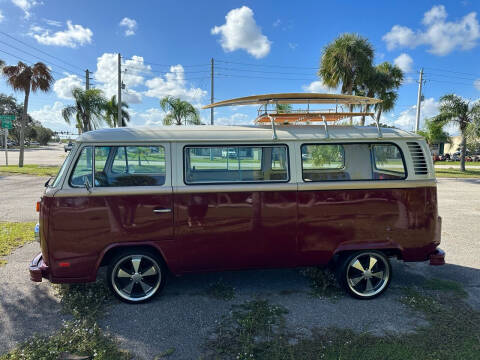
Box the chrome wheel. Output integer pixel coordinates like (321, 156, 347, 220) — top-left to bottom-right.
(345, 252, 390, 298)
(111, 254, 162, 302)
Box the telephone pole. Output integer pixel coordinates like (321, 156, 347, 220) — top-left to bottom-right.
(118, 53, 122, 127)
(414, 68, 424, 133)
(210, 58, 214, 125)
(85, 69, 90, 90)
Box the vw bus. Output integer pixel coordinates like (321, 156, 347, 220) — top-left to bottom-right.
(30, 94, 445, 303)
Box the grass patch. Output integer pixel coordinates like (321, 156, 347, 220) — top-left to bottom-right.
(206, 279, 235, 300)
(0, 164, 60, 177)
(300, 267, 341, 298)
(205, 285, 480, 360)
(434, 168, 480, 178)
(434, 161, 480, 166)
(422, 278, 468, 298)
(0, 222, 35, 266)
(1, 275, 132, 359)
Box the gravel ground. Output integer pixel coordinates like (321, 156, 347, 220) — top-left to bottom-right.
(0, 177, 478, 359)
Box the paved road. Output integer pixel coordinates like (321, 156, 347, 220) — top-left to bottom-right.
(0, 143, 66, 166)
(0, 177, 479, 358)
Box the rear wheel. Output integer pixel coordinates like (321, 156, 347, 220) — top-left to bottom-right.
(337, 250, 391, 299)
(107, 249, 166, 303)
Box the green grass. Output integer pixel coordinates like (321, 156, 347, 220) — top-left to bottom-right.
(434, 161, 480, 166)
(205, 279, 235, 300)
(434, 168, 480, 178)
(205, 283, 480, 360)
(0, 222, 36, 266)
(300, 267, 341, 299)
(1, 271, 133, 359)
(0, 164, 60, 176)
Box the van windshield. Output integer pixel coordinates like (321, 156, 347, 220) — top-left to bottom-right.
(50, 146, 75, 187)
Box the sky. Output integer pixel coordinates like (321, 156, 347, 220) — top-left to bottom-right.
(0, 0, 479, 134)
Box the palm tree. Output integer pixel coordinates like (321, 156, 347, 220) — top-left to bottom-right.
(105, 95, 130, 127)
(62, 88, 108, 133)
(160, 96, 200, 125)
(433, 94, 480, 171)
(374, 62, 403, 123)
(357, 62, 403, 126)
(418, 119, 451, 147)
(275, 103, 292, 113)
(2, 61, 53, 167)
(319, 33, 374, 124)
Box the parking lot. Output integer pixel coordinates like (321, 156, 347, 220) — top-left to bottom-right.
(0, 171, 479, 358)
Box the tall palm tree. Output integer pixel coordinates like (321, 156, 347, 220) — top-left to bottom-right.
(319, 33, 374, 124)
(433, 94, 480, 171)
(62, 88, 108, 133)
(275, 103, 292, 113)
(418, 119, 451, 147)
(356, 62, 403, 126)
(374, 62, 403, 123)
(105, 95, 130, 127)
(160, 96, 200, 125)
(2, 61, 53, 167)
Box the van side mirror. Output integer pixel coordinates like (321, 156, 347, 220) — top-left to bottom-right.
(83, 176, 92, 193)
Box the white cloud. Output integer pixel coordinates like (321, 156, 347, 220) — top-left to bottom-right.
(211, 6, 271, 58)
(144, 64, 207, 103)
(394, 53, 413, 73)
(474, 79, 480, 90)
(119, 17, 137, 36)
(394, 97, 439, 130)
(138, 108, 165, 126)
(216, 113, 251, 125)
(382, 5, 480, 55)
(43, 18, 62, 27)
(11, 0, 39, 19)
(288, 42, 298, 50)
(30, 20, 93, 48)
(273, 19, 281, 27)
(30, 101, 76, 131)
(53, 74, 83, 99)
(302, 80, 338, 94)
(94, 53, 150, 104)
(0, 11, 4, 23)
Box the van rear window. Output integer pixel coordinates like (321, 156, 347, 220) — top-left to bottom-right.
(184, 145, 289, 184)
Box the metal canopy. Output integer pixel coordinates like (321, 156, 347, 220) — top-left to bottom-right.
(202, 93, 382, 109)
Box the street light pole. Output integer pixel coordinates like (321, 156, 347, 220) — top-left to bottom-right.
(118, 53, 122, 127)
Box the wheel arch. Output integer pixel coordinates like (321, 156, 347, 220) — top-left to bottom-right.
(330, 244, 403, 267)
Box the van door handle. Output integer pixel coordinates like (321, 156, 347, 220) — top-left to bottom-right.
(153, 208, 172, 213)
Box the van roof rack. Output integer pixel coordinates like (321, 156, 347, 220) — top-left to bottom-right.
(203, 93, 383, 140)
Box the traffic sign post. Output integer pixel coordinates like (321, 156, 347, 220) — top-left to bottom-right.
(1, 115, 15, 166)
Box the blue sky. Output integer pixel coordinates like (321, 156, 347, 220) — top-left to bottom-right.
(0, 0, 479, 134)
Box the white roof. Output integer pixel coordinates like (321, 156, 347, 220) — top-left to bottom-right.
(76, 125, 422, 143)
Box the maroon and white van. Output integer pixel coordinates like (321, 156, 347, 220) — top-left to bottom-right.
(30, 94, 445, 303)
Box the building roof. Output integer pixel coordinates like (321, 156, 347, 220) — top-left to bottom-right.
(77, 125, 421, 143)
(202, 93, 382, 108)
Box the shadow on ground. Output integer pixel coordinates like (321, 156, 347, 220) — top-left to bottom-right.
(99, 259, 480, 360)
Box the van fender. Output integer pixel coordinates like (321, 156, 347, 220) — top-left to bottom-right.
(93, 240, 181, 280)
(332, 240, 404, 260)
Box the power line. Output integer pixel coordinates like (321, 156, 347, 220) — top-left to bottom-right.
(216, 59, 318, 69)
(215, 73, 316, 81)
(0, 31, 84, 73)
(0, 39, 84, 77)
(424, 66, 480, 78)
(215, 66, 316, 76)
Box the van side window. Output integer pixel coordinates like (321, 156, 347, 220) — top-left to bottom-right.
(94, 146, 166, 187)
(69, 146, 93, 187)
(184, 145, 289, 184)
(301, 144, 349, 181)
(301, 143, 406, 182)
(372, 144, 406, 180)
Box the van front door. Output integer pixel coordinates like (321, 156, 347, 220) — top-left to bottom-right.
(49, 144, 178, 280)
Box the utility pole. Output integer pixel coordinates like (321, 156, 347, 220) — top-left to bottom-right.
(415, 68, 424, 133)
(210, 58, 214, 125)
(118, 53, 122, 127)
(85, 69, 90, 90)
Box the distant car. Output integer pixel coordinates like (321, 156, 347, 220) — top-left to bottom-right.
(6, 140, 15, 148)
(64, 141, 74, 152)
(31, 141, 40, 146)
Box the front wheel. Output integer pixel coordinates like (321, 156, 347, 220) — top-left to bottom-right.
(337, 250, 392, 299)
(107, 249, 166, 303)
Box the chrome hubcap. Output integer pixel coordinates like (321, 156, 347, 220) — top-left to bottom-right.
(346, 253, 389, 297)
(112, 255, 161, 302)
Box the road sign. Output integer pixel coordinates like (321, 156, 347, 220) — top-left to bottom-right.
(0, 115, 15, 129)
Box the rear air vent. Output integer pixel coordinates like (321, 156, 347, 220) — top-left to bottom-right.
(407, 142, 428, 175)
